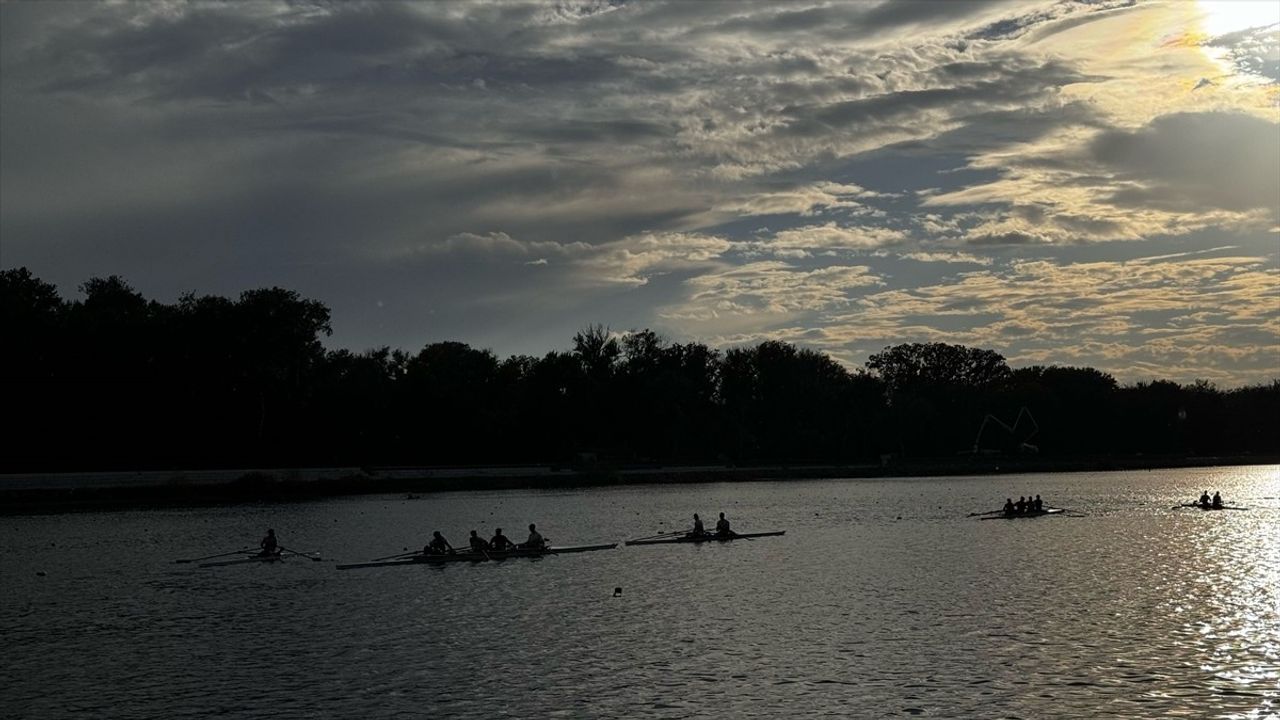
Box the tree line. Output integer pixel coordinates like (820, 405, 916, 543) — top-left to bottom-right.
(3, 267, 1277, 472)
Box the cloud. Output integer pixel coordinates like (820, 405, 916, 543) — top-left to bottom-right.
(1088, 111, 1280, 215)
(2, 0, 1277, 385)
(761, 222, 909, 255)
(663, 261, 883, 328)
(898, 251, 992, 265)
(416, 229, 732, 287)
(924, 110, 1280, 244)
(823, 251, 1280, 384)
(714, 181, 890, 218)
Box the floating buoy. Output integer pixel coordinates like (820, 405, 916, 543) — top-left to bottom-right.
(613, 587, 623, 597)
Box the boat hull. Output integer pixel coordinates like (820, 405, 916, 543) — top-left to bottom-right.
(980, 508, 1065, 520)
(199, 554, 285, 568)
(624, 531, 785, 546)
(336, 543, 617, 570)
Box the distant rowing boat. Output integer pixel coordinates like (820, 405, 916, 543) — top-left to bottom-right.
(980, 508, 1065, 521)
(335, 543, 617, 570)
(1175, 503, 1248, 511)
(624, 531, 785, 546)
(199, 553, 285, 568)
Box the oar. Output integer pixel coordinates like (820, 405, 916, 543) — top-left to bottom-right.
(174, 548, 252, 564)
(372, 549, 421, 561)
(966, 510, 1004, 517)
(280, 546, 323, 561)
(628, 530, 687, 542)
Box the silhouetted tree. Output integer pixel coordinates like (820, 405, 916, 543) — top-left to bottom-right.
(0, 267, 1276, 471)
(867, 343, 1012, 456)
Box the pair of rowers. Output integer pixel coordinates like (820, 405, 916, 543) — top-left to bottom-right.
(689, 512, 734, 537)
(1195, 490, 1225, 508)
(1002, 495, 1045, 515)
(424, 524, 547, 555)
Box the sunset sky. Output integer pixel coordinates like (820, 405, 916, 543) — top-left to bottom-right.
(2, 0, 1277, 386)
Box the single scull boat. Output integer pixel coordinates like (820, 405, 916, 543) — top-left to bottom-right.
(199, 554, 286, 568)
(335, 543, 617, 570)
(624, 531, 785, 546)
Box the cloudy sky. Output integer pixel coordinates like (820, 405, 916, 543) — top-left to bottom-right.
(2, 0, 1277, 386)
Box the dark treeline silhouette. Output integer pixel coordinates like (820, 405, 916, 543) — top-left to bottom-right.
(3, 267, 1278, 472)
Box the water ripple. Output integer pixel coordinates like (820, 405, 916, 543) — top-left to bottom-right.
(1, 466, 1277, 718)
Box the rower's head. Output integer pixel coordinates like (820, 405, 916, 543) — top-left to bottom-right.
(529, 523, 536, 531)
(495, 528, 503, 535)
(470, 530, 478, 537)
(693, 513, 700, 520)
(433, 531, 442, 538)
(719, 512, 725, 519)
(266, 529, 275, 536)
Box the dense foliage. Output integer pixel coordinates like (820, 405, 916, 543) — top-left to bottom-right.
(3, 268, 1278, 471)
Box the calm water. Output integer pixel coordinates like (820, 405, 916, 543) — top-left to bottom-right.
(2, 466, 1277, 719)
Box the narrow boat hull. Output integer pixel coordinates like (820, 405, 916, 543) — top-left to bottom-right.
(1178, 503, 1248, 511)
(624, 530, 785, 546)
(336, 543, 617, 570)
(980, 508, 1065, 520)
(199, 554, 285, 568)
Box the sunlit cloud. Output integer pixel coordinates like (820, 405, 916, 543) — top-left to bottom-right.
(1, 0, 1276, 384)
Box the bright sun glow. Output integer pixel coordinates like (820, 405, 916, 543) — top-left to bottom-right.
(1196, 0, 1280, 37)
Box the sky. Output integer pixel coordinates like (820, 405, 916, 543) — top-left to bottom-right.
(1, 0, 1277, 387)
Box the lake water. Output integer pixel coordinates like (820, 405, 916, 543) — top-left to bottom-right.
(3, 466, 1277, 719)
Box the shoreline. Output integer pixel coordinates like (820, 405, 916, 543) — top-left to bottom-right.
(2, 454, 1276, 515)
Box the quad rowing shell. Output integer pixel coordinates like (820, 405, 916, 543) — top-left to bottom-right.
(980, 508, 1065, 521)
(335, 543, 618, 570)
(624, 531, 786, 546)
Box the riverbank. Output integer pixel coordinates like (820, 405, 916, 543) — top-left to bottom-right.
(3, 453, 1277, 515)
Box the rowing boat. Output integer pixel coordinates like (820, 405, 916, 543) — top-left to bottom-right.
(1176, 503, 1248, 511)
(335, 543, 617, 570)
(199, 553, 285, 568)
(624, 531, 785, 546)
(980, 508, 1065, 520)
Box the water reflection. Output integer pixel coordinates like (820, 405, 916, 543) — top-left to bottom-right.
(0, 466, 1276, 718)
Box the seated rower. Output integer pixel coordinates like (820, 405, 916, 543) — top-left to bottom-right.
(521, 523, 546, 549)
(1002, 498, 1015, 515)
(1033, 495, 1043, 512)
(691, 513, 707, 537)
(424, 531, 453, 555)
(1014, 497, 1027, 514)
(715, 512, 733, 537)
(468, 530, 490, 552)
(1211, 491, 1223, 509)
(490, 528, 514, 551)
(259, 528, 280, 557)
(1199, 490, 1211, 508)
